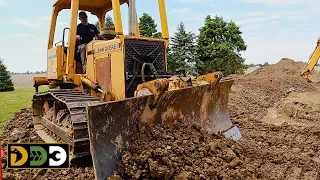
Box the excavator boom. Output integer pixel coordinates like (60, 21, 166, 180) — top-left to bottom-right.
(301, 38, 320, 81)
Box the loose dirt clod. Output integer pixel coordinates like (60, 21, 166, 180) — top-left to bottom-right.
(107, 121, 253, 180)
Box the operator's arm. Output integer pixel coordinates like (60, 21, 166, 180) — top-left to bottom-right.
(93, 25, 103, 39)
(301, 39, 320, 80)
(76, 25, 81, 40)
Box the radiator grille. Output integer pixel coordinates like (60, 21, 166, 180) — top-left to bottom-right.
(124, 38, 166, 97)
(124, 39, 165, 75)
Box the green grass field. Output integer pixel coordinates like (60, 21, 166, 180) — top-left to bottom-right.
(0, 86, 49, 132)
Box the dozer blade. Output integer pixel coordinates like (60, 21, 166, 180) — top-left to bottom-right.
(87, 78, 235, 180)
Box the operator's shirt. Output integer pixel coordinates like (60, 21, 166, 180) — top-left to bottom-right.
(76, 23, 99, 45)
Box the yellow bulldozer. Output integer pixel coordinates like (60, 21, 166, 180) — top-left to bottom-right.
(32, 0, 241, 179)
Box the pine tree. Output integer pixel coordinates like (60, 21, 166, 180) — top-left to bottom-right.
(95, 15, 115, 30)
(139, 13, 162, 38)
(0, 57, 14, 92)
(167, 22, 197, 75)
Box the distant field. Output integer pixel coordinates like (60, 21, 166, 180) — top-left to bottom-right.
(0, 86, 49, 132)
(11, 73, 46, 88)
(10, 66, 320, 87)
(2, 65, 319, 131)
(244, 65, 320, 74)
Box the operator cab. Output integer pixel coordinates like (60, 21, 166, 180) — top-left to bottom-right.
(47, 0, 169, 82)
(47, 0, 130, 79)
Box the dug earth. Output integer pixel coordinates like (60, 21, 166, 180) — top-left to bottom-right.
(1, 58, 320, 179)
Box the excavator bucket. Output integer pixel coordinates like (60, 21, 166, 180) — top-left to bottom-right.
(86, 77, 238, 180)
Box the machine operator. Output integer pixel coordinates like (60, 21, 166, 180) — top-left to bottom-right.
(76, 11, 103, 73)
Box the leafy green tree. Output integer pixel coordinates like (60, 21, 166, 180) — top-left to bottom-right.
(263, 62, 269, 66)
(196, 15, 248, 76)
(0, 57, 14, 92)
(167, 22, 197, 75)
(139, 13, 162, 38)
(95, 15, 115, 30)
(248, 63, 255, 67)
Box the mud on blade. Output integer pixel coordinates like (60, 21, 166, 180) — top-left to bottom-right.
(86, 78, 234, 180)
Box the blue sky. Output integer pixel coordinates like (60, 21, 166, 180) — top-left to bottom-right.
(0, 0, 319, 72)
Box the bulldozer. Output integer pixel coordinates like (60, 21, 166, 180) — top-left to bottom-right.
(301, 37, 320, 82)
(32, 0, 241, 179)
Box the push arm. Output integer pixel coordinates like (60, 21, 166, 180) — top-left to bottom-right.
(301, 38, 320, 81)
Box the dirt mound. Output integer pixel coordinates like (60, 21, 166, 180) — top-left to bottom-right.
(108, 121, 254, 180)
(275, 92, 320, 123)
(229, 58, 320, 122)
(1, 108, 95, 180)
(236, 121, 320, 179)
(248, 58, 320, 83)
(249, 58, 306, 77)
(2, 108, 42, 147)
(1, 58, 320, 179)
(228, 58, 320, 179)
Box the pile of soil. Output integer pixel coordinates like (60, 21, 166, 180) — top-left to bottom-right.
(108, 58, 320, 179)
(227, 58, 320, 179)
(1, 58, 320, 179)
(228, 58, 320, 122)
(2, 108, 43, 146)
(108, 121, 252, 180)
(1, 109, 95, 180)
(275, 92, 320, 123)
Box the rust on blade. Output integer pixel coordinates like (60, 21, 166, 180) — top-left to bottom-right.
(87, 78, 234, 180)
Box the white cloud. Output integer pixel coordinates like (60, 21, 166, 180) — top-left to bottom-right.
(242, 24, 266, 31)
(12, 18, 42, 29)
(244, 0, 314, 5)
(242, 40, 314, 64)
(236, 15, 281, 25)
(169, 8, 191, 14)
(176, 0, 209, 2)
(8, 33, 34, 37)
(0, 0, 8, 5)
(244, 11, 266, 17)
(40, 16, 51, 20)
(210, 4, 221, 8)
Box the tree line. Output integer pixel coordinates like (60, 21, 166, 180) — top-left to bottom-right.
(11, 71, 46, 75)
(96, 13, 248, 76)
(0, 13, 249, 92)
(0, 57, 14, 92)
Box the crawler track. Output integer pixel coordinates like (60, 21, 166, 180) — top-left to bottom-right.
(32, 89, 100, 161)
